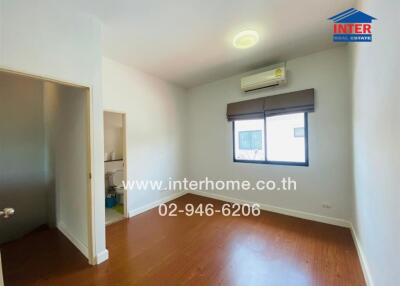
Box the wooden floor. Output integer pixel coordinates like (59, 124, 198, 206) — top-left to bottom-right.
(1, 194, 365, 286)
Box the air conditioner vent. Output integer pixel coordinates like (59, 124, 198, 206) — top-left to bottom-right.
(241, 66, 286, 92)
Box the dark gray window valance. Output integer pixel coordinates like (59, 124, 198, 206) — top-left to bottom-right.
(227, 88, 314, 121)
(226, 97, 265, 121)
(264, 89, 315, 116)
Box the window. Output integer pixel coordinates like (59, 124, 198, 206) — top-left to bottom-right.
(233, 112, 308, 166)
(234, 119, 265, 161)
(227, 88, 314, 166)
(266, 113, 307, 164)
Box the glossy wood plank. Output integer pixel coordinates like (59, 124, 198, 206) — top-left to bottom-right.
(1, 194, 365, 286)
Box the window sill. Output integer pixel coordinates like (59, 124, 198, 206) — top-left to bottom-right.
(233, 159, 309, 167)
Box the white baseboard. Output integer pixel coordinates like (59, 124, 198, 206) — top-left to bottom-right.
(350, 224, 374, 286)
(57, 221, 89, 258)
(190, 191, 351, 228)
(95, 249, 109, 265)
(128, 191, 187, 217)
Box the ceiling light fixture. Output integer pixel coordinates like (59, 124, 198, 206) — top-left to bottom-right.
(233, 30, 259, 49)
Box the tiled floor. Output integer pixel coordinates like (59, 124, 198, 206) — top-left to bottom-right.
(105, 207, 125, 225)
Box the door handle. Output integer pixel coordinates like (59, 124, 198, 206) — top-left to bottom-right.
(0, 208, 15, 218)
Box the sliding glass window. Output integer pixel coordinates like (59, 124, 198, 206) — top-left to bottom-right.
(233, 112, 308, 166)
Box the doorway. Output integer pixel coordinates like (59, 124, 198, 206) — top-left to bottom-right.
(0, 69, 94, 285)
(103, 111, 128, 225)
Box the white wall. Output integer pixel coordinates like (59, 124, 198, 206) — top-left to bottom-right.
(56, 86, 90, 257)
(351, 1, 400, 285)
(102, 57, 187, 212)
(104, 112, 124, 160)
(43, 83, 91, 257)
(43, 82, 59, 227)
(0, 73, 47, 244)
(186, 47, 353, 222)
(0, 0, 106, 262)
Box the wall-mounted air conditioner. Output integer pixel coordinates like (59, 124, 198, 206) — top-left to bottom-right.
(240, 65, 286, 92)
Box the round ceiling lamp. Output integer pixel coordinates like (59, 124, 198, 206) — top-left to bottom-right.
(233, 30, 259, 49)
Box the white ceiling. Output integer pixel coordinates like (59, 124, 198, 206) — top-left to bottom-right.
(71, 0, 354, 88)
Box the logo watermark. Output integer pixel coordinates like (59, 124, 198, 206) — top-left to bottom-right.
(122, 177, 297, 192)
(328, 8, 377, 42)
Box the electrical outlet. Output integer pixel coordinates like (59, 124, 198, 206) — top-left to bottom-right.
(322, 203, 332, 209)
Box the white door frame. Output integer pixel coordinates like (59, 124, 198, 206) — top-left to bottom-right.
(0, 252, 4, 286)
(103, 110, 128, 218)
(0, 67, 96, 266)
